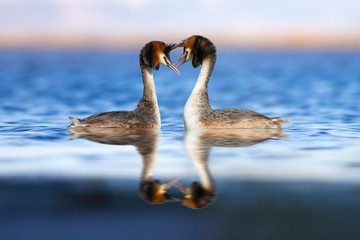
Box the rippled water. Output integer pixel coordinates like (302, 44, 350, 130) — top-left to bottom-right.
(1, 49, 360, 239)
(1, 50, 359, 179)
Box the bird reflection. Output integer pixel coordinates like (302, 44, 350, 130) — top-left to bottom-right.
(177, 129, 287, 209)
(68, 127, 177, 204)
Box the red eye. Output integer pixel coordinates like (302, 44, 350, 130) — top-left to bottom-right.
(186, 51, 189, 54)
(163, 57, 166, 60)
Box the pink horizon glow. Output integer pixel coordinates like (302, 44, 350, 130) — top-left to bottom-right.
(1, 0, 359, 48)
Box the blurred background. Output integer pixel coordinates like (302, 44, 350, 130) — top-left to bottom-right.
(1, 0, 359, 49)
(1, 1, 360, 240)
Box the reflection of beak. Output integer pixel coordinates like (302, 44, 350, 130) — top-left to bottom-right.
(174, 181, 192, 197)
(174, 51, 188, 68)
(160, 177, 180, 192)
(164, 58, 180, 75)
(167, 197, 182, 202)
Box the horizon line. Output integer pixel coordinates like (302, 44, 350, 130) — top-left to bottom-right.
(1, 32, 360, 50)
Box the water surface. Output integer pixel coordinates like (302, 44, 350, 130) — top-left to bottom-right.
(1, 49, 360, 239)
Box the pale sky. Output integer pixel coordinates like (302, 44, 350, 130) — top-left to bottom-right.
(1, 0, 360, 48)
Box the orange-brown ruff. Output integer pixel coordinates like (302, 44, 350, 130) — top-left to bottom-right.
(177, 128, 287, 209)
(177, 35, 290, 129)
(68, 127, 176, 204)
(68, 41, 177, 128)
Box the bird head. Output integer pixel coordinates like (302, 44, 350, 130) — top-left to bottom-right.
(174, 181, 216, 209)
(174, 35, 216, 69)
(140, 41, 180, 75)
(139, 178, 179, 204)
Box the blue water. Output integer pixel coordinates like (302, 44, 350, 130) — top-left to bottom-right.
(1, 49, 360, 239)
(1, 49, 359, 179)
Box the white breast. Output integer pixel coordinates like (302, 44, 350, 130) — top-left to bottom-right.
(183, 57, 213, 129)
(183, 96, 203, 129)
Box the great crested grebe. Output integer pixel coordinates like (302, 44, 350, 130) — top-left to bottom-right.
(174, 35, 290, 129)
(68, 41, 179, 128)
(176, 128, 287, 209)
(68, 127, 178, 204)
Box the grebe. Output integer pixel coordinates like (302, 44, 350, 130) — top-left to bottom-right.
(175, 128, 287, 209)
(174, 35, 290, 129)
(68, 127, 178, 204)
(68, 41, 179, 128)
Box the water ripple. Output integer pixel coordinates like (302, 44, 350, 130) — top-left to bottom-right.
(0, 50, 360, 181)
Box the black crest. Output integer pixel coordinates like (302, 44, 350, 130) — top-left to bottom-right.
(139, 179, 158, 203)
(189, 181, 216, 208)
(139, 179, 172, 204)
(139, 41, 177, 70)
(180, 35, 217, 68)
(163, 43, 177, 60)
(139, 41, 156, 69)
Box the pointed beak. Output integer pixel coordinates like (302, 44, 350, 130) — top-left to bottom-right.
(164, 58, 181, 75)
(174, 51, 188, 68)
(160, 177, 180, 192)
(174, 180, 192, 197)
(167, 197, 182, 202)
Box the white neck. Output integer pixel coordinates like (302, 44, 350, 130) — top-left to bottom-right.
(139, 66, 161, 126)
(184, 57, 213, 129)
(141, 66, 158, 104)
(140, 132, 159, 181)
(184, 130, 214, 189)
(189, 57, 213, 97)
(192, 155, 213, 190)
(142, 155, 156, 180)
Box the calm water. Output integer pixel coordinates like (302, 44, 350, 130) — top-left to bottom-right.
(1, 49, 360, 239)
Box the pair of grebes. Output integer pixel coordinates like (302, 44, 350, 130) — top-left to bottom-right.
(69, 35, 289, 129)
(68, 35, 290, 209)
(69, 127, 286, 209)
